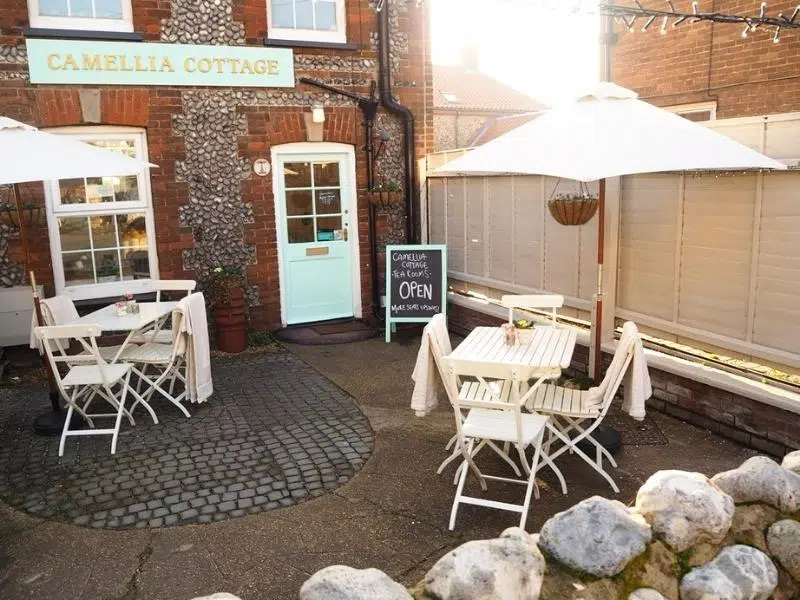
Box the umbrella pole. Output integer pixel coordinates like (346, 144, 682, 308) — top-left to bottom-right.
(592, 179, 606, 382)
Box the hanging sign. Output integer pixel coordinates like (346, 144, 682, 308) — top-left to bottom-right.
(25, 39, 295, 87)
(385, 244, 447, 342)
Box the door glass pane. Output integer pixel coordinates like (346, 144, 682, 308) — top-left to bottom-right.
(39, 0, 68, 16)
(315, 189, 340, 214)
(296, 0, 313, 28)
(58, 217, 90, 251)
(316, 215, 341, 242)
(315, 0, 337, 30)
(70, 0, 94, 17)
(313, 162, 339, 186)
(94, 0, 122, 18)
(271, 0, 295, 27)
(122, 247, 150, 280)
(286, 190, 313, 216)
(284, 162, 311, 188)
(287, 218, 314, 243)
(90, 215, 118, 248)
(94, 250, 121, 282)
(62, 252, 94, 286)
(119, 213, 148, 247)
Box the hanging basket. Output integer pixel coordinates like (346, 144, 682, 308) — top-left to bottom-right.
(0, 203, 43, 229)
(369, 190, 403, 208)
(547, 195, 599, 226)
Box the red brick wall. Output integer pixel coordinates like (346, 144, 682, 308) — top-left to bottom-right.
(448, 302, 798, 457)
(0, 0, 433, 333)
(612, 0, 800, 117)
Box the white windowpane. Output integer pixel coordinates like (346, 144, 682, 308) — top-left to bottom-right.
(123, 247, 150, 280)
(95, 0, 122, 18)
(90, 215, 118, 249)
(59, 217, 90, 251)
(315, 0, 337, 30)
(62, 252, 94, 286)
(71, 0, 93, 17)
(95, 249, 121, 282)
(296, 0, 313, 29)
(271, 0, 294, 27)
(118, 213, 148, 247)
(39, 0, 68, 16)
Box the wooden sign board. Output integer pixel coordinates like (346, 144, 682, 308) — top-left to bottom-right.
(385, 244, 447, 342)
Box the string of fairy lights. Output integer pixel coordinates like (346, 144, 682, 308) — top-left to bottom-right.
(405, 1, 800, 43)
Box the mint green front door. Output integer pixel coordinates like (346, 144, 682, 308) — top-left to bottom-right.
(277, 153, 355, 325)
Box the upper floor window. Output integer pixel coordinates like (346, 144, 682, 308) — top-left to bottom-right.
(268, 0, 347, 44)
(665, 102, 717, 122)
(28, 0, 133, 32)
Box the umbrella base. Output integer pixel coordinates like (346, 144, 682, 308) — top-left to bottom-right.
(577, 424, 622, 456)
(34, 393, 84, 436)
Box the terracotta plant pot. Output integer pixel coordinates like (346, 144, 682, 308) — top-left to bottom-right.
(369, 190, 402, 208)
(547, 195, 599, 226)
(214, 286, 247, 353)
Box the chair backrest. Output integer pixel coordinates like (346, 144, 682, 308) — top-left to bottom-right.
(502, 294, 564, 326)
(35, 324, 111, 389)
(425, 314, 460, 404)
(40, 295, 80, 326)
(592, 323, 638, 416)
(153, 279, 196, 302)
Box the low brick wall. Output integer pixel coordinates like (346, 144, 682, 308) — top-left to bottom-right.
(448, 302, 799, 457)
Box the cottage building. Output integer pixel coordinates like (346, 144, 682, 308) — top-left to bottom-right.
(0, 0, 432, 334)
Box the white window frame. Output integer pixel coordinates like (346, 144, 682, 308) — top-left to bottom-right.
(44, 126, 159, 301)
(665, 101, 718, 121)
(27, 0, 134, 32)
(267, 0, 347, 44)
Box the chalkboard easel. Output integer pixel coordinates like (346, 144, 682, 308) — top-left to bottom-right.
(385, 244, 447, 342)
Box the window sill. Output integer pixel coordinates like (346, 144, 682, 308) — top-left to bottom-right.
(264, 37, 358, 51)
(24, 28, 143, 42)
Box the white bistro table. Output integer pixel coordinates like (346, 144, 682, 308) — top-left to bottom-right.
(447, 325, 578, 493)
(73, 301, 178, 363)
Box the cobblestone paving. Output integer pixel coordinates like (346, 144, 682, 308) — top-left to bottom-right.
(0, 349, 373, 529)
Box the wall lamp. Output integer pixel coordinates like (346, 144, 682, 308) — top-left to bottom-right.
(310, 104, 325, 124)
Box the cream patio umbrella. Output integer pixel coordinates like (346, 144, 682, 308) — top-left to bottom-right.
(435, 82, 787, 381)
(0, 116, 156, 434)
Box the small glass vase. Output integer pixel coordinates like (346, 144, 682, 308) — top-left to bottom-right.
(116, 301, 128, 316)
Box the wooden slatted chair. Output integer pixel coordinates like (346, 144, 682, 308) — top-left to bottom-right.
(443, 355, 551, 531)
(502, 294, 564, 327)
(35, 324, 135, 456)
(527, 324, 638, 493)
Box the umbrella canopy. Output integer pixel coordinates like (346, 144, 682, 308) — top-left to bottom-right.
(0, 116, 155, 185)
(436, 82, 786, 180)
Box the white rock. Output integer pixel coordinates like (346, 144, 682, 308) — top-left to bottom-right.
(767, 520, 800, 581)
(629, 589, 667, 600)
(711, 456, 800, 513)
(635, 470, 734, 552)
(299, 566, 412, 600)
(679, 545, 778, 600)
(782, 450, 800, 475)
(422, 527, 545, 600)
(191, 595, 241, 600)
(538, 496, 651, 578)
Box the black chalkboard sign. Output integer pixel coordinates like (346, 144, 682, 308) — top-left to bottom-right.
(385, 244, 447, 342)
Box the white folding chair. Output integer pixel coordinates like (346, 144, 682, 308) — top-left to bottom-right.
(35, 324, 135, 456)
(502, 294, 564, 327)
(131, 279, 196, 344)
(528, 323, 638, 493)
(40, 295, 131, 361)
(443, 356, 553, 531)
(119, 304, 191, 419)
(426, 322, 525, 480)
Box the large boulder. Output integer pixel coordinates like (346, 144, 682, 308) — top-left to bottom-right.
(767, 520, 800, 581)
(191, 595, 242, 600)
(620, 540, 679, 600)
(629, 590, 667, 600)
(635, 470, 734, 552)
(782, 450, 800, 475)
(726, 503, 779, 553)
(421, 527, 545, 600)
(711, 456, 800, 513)
(679, 545, 778, 600)
(300, 566, 412, 600)
(539, 496, 651, 578)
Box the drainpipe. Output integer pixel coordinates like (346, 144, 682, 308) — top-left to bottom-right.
(377, 0, 417, 244)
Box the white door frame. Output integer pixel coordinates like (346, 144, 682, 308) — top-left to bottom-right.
(270, 142, 362, 327)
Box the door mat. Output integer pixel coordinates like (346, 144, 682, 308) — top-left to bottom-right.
(312, 321, 372, 335)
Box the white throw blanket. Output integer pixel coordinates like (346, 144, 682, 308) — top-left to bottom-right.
(29, 295, 80, 353)
(585, 321, 651, 420)
(411, 313, 452, 417)
(179, 293, 213, 403)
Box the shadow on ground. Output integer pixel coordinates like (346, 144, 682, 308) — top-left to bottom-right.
(0, 328, 757, 600)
